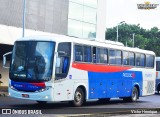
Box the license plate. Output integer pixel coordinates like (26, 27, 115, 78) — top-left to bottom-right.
(22, 94, 29, 98)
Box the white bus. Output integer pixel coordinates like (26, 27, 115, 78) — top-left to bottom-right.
(3, 35, 156, 107)
(156, 57, 160, 93)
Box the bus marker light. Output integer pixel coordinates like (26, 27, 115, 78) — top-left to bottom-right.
(156, 72, 158, 77)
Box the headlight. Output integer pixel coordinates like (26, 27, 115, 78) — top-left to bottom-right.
(35, 86, 52, 92)
(9, 84, 17, 91)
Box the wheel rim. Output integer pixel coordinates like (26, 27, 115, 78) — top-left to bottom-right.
(75, 92, 82, 102)
(132, 89, 137, 101)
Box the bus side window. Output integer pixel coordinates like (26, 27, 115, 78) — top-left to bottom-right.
(93, 47, 96, 63)
(97, 48, 108, 64)
(109, 49, 116, 64)
(75, 45, 83, 62)
(123, 51, 129, 65)
(129, 52, 135, 66)
(84, 46, 91, 62)
(140, 54, 145, 67)
(116, 50, 122, 65)
(55, 42, 71, 79)
(104, 48, 108, 64)
(146, 55, 154, 68)
(136, 53, 141, 66)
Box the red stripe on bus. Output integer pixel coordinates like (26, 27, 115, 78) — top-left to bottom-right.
(72, 63, 132, 72)
(30, 82, 46, 87)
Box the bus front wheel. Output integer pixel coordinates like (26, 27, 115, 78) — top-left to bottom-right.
(70, 88, 85, 107)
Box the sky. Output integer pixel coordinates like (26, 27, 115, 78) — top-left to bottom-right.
(106, 0, 160, 29)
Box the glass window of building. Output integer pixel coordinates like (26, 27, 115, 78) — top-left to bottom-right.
(68, 2, 83, 21)
(83, 23, 96, 38)
(83, 7, 96, 24)
(84, 0, 97, 8)
(68, 19, 83, 38)
(70, 0, 83, 4)
(68, 0, 97, 39)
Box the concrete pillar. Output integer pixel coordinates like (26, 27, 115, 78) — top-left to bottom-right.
(96, 0, 106, 41)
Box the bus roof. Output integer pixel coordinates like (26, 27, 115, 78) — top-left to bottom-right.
(16, 34, 155, 56)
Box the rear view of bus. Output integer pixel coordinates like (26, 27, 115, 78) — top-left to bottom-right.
(156, 57, 160, 93)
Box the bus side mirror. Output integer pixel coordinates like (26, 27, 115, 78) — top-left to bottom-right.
(0, 74, 1, 79)
(3, 52, 12, 68)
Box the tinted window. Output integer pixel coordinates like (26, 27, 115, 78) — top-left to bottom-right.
(123, 51, 129, 65)
(116, 50, 122, 65)
(96, 48, 108, 64)
(56, 43, 71, 79)
(136, 53, 145, 67)
(109, 49, 116, 64)
(136, 53, 141, 66)
(10, 41, 55, 82)
(75, 45, 83, 62)
(93, 47, 96, 63)
(104, 49, 108, 63)
(84, 46, 91, 62)
(58, 42, 71, 56)
(156, 61, 160, 71)
(74, 45, 91, 62)
(129, 52, 135, 66)
(140, 54, 145, 67)
(146, 55, 154, 68)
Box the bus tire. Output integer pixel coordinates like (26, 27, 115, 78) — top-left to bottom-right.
(123, 87, 138, 102)
(36, 101, 47, 105)
(70, 88, 85, 107)
(157, 85, 160, 94)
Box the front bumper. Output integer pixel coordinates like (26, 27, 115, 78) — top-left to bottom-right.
(8, 87, 54, 101)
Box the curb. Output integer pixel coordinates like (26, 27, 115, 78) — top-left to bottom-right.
(0, 86, 8, 97)
(0, 92, 8, 97)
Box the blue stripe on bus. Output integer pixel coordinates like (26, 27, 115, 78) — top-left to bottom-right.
(88, 70, 142, 99)
(11, 80, 46, 92)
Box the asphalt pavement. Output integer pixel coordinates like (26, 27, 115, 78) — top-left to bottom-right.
(0, 94, 160, 116)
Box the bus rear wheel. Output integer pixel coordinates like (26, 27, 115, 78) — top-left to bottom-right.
(70, 88, 85, 107)
(123, 87, 138, 102)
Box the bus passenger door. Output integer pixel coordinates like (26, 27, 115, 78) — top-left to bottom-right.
(53, 42, 73, 101)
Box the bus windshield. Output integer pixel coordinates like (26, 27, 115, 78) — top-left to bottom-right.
(10, 41, 55, 82)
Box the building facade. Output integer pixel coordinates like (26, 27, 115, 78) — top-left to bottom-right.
(0, 0, 106, 86)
